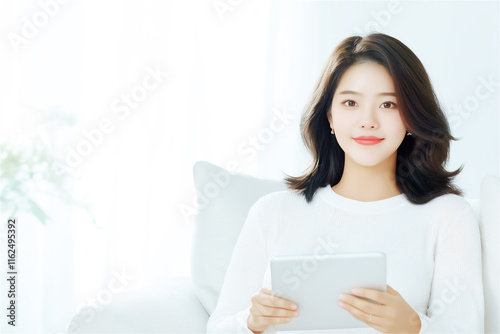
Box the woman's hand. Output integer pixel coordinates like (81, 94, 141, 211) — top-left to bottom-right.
(338, 284, 421, 334)
(247, 287, 300, 333)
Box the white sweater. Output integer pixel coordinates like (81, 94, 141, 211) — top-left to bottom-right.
(206, 185, 484, 333)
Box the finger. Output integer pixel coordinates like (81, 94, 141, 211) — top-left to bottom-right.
(256, 289, 298, 311)
(251, 294, 298, 318)
(339, 301, 384, 328)
(339, 294, 384, 317)
(262, 294, 298, 311)
(257, 315, 294, 325)
(350, 287, 390, 305)
(386, 284, 400, 296)
(256, 303, 299, 318)
(248, 310, 293, 329)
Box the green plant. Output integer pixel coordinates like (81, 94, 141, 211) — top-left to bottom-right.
(0, 105, 95, 225)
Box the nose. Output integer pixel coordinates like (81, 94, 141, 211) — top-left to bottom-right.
(359, 107, 379, 129)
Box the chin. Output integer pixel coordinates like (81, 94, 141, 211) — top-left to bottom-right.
(353, 160, 385, 167)
(347, 151, 395, 167)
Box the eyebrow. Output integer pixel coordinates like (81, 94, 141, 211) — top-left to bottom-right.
(338, 90, 397, 97)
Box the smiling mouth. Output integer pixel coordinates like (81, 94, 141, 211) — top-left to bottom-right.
(353, 137, 384, 146)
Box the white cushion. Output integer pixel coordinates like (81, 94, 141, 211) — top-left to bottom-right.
(191, 161, 287, 315)
(479, 174, 499, 333)
(467, 198, 480, 220)
(66, 276, 209, 333)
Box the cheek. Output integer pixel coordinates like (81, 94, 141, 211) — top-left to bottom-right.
(382, 113, 406, 132)
(331, 109, 355, 128)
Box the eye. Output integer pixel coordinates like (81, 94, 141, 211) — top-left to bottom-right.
(341, 100, 397, 109)
(342, 100, 357, 107)
(381, 101, 397, 109)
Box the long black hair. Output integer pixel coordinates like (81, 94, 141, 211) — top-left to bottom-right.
(284, 33, 463, 205)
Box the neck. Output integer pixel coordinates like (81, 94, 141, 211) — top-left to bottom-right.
(332, 153, 401, 202)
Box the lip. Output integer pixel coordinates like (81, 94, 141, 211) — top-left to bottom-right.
(353, 136, 384, 146)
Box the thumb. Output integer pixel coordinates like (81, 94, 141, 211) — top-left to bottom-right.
(386, 284, 400, 296)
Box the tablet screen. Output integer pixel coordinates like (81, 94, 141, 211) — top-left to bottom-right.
(270, 251, 386, 331)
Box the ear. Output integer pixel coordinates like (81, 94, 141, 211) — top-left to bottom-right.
(327, 110, 332, 124)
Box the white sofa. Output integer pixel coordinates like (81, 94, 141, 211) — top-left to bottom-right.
(66, 161, 499, 333)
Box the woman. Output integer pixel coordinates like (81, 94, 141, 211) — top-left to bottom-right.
(206, 33, 484, 333)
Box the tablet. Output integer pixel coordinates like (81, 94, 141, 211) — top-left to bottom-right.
(270, 251, 386, 331)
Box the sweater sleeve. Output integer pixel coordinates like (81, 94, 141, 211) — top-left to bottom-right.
(416, 203, 485, 333)
(206, 199, 276, 334)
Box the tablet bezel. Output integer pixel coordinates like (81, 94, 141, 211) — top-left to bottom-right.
(270, 251, 386, 331)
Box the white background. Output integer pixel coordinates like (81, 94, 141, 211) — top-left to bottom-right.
(0, 0, 498, 333)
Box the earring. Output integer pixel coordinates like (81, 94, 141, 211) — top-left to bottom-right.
(406, 132, 412, 136)
(331, 130, 335, 135)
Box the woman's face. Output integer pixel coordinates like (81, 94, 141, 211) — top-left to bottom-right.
(327, 61, 407, 167)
